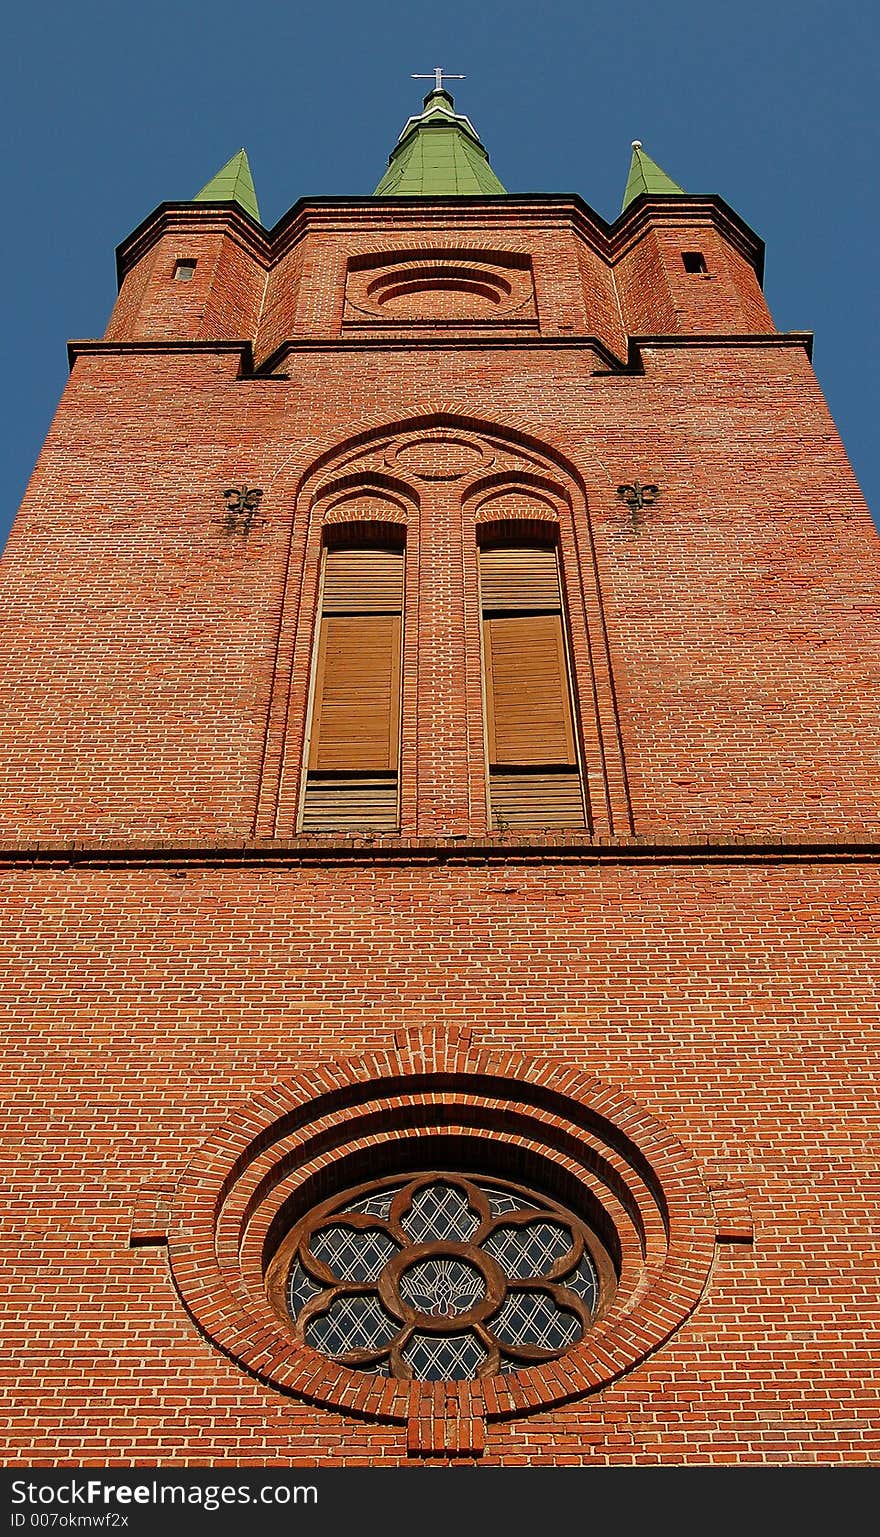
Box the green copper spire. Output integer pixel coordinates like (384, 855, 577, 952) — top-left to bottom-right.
(193, 149, 261, 223)
(621, 141, 685, 211)
(374, 87, 506, 197)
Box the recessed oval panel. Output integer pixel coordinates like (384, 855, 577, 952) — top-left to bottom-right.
(366, 264, 512, 317)
(392, 437, 489, 481)
(344, 250, 537, 327)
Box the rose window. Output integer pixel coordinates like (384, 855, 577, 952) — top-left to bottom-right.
(265, 1173, 616, 1381)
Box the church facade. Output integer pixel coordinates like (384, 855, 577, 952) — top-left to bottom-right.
(2, 88, 879, 1465)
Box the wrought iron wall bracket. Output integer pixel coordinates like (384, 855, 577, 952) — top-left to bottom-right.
(617, 480, 659, 519)
(217, 485, 264, 535)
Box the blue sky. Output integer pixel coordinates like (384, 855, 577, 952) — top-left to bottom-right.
(3, 0, 878, 546)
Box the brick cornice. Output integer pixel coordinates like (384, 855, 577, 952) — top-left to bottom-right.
(266, 193, 763, 268)
(255, 334, 630, 374)
(610, 195, 765, 280)
(115, 203, 272, 285)
(115, 193, 765, 288)
(67, 338, 254, 372)
(2, 834, 880, 868)
(64, 333, 814, 379)
(629, 332, 814, 362)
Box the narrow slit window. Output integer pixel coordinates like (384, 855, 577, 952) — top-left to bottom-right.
(174, 259, 197, 281)
(681, 251, 707, 274)
(300, 533, 404, 833)
(479, 532, 585, 831)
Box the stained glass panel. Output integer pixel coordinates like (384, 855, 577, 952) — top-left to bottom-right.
(305, 1293, 398, 1356)
(342, 1190, 396, 1219)
(310, 1223, 397, 1282)
(402, 1331, 487, 1382)
(491, 1290, 582, 1352)
(399, 1257, 485, 1316)
(483, 1186, 541, 1218)
(483, 1220, 573, 1279)
(287, 1257, 322, 1319)
(560, 1250, 599, 1311)
(400, 1182, 480, 1243)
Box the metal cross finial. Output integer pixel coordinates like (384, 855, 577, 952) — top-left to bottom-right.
(411, 67, 465, 93)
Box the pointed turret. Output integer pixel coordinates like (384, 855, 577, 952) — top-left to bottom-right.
(621, 141, 684, 211)
(374, 88, 505, 197)
(193, 149, 261, 223)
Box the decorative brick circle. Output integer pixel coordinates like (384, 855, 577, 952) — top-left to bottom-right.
(167, 1044, 716, 1423)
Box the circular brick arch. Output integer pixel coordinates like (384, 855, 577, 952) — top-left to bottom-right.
(167, 1044, 717, 1423)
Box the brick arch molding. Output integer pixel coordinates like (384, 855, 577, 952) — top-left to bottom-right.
(159, 1038, 720, 1455)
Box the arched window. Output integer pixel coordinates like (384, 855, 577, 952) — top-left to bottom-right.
(300, 525, 404, 832)
(478, 524, 585, 830)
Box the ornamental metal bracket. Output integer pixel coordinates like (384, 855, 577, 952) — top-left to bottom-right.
(218, 485, 264, 535)
(617, 480, 659, 525)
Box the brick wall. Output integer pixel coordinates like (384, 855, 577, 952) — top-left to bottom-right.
(0, 851, 878, 1464)
(1, 341, 875, 840)
(1, 190, 878, 1466)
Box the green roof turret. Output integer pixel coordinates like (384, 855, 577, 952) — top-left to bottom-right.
(621, 141, 685, 211)
(374, 84, 505, 197)
(193, 149, 261, 223)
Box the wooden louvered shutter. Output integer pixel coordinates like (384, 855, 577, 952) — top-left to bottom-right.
(320, 547, 405, 615)
(484, 614, 575, 766)
(309, 616, 400, 771)
(478, 545, 563, 611)
(301, 542, 403, 832)
(479, 540, 585, 830)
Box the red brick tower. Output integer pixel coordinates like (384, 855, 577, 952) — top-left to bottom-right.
(2, 90, 879, 1467)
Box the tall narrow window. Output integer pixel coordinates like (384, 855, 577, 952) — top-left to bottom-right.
(301, 529, 403, 832)
(479, 529, 585, 830)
